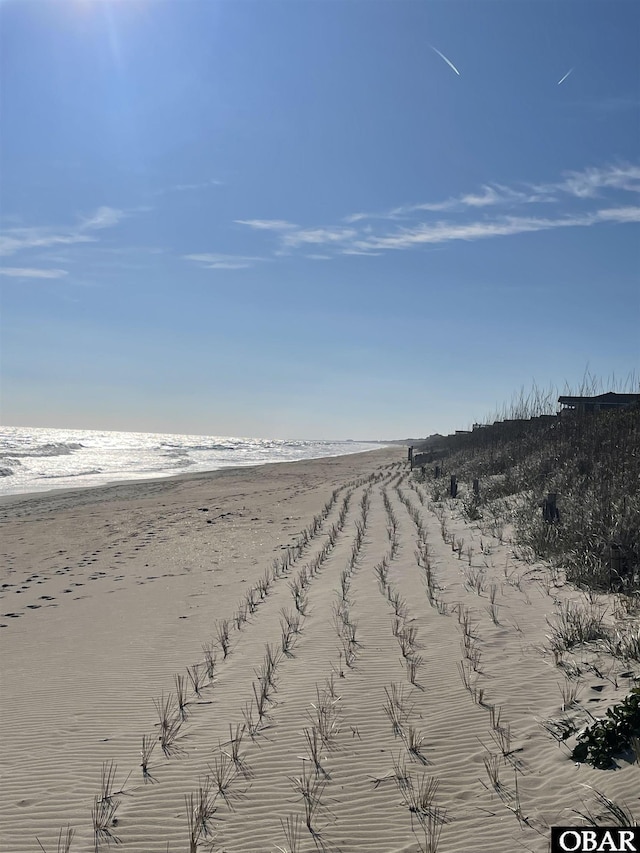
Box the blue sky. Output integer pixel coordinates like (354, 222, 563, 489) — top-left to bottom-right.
(1, 0, 638, 440)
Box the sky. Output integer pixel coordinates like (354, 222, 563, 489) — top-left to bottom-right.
(1, 0, 639, 440)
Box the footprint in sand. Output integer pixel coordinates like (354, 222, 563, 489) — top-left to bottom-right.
(26, 604, 41, 609)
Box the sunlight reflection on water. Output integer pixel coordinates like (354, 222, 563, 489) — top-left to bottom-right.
(0, 426, 387, 495)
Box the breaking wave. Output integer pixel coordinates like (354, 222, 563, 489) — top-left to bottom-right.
(7, 442, 84, 459)
(0, 426, 388, 497)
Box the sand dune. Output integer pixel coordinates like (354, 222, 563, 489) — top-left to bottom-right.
(1, 448, 637, 852)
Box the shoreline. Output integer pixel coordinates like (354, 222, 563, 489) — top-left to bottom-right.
(0, 444, 394, 509)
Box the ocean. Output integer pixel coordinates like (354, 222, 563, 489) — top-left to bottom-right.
(0, 426, 389, 497)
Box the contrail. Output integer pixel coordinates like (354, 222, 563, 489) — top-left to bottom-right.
(557, 68, 573, 86)
(430, 44, 461, 76)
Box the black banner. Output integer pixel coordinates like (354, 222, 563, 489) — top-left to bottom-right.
(551, 827, 639, 853)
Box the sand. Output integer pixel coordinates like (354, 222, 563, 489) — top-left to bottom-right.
(1, 447, 638, 853)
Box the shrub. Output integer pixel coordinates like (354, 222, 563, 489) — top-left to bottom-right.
(572, 687, 640, 768)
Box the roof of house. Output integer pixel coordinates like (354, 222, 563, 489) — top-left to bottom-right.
(558, 392, 640, 405)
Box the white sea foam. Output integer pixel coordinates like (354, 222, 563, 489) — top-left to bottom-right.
(0, 426, 388, 496)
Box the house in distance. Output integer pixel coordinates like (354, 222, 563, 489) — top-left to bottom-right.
(558, 392, 640, 414)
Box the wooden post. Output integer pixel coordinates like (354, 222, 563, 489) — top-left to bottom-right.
(473, 478, 480, 497)
(434, 465, 440, 479)
(408, 446, 413, 468)
(609, 543, 623, 586)
(542, 493, 559, 523)
(450, 475, 458, 498)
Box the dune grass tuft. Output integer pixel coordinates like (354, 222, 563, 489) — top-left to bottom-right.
(274, 815, 303, 853)
(215, 619, 231, 658)
(153, 693, 183, 756)
(36, 826, 74, 853)
(202, 641, 217, 681)
(185, 778, 217, 853)
(383, 683, 413, 737)
(140, 733, 157, 782)
(222, 723, 253, 779)
(289, 761, 330, 838)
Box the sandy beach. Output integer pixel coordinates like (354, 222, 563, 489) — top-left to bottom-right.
(1, 446, 637, 853)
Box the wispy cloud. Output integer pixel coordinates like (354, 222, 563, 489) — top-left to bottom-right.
(343, 212, 373, 224)
(0, 206, 127, 258)
(0, 267, 69, 279)
(595, 205, 640, 223)
(184, 252, 266, 270)
(0, 231, 95, 257)
(550, 164, 640, 198)
(235, 219, 298, 231)
(153, 179, 222, 196)
(344, 185, 549, 223)
(342, 249, 383, 256)
(388, 185, 551, 218)
(231, 164, 639, 262)
(78, 206, 126, 230)
(281, 227, 357, 249)
(344, 163, 640, 224)
(349, 206, 640, 252)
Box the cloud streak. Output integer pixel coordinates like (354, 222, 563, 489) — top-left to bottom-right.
(0, 232, 95, 257)
(0, 206, 127, 258)
(0, 267, 69, 279)
(344, 163, 640, 224)
(348, 206, 640, 252)
(430, 45, 461, 76)
(235, 219, 298, 231)
(184, 252, 267, 270)
(557, 68, 574, 86)
(550, 164, 640, 198)
(79, 206, 126, 230)
(281, 227, 358, 249)
(153, 180, 222, 196)
(233, 164, 639, 262)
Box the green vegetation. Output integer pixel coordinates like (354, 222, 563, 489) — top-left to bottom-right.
(571, 687, 640, 769)
(418, 401, 640, 593)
